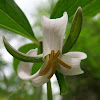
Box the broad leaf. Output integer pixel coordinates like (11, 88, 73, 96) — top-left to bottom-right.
(55, 71, 67, 94)
(62, 7, 82, 54)
(50, 0, 100, 19)
(2, 35, 43, 65)
(31, 63, 43, 74)
(0, 0, 39, 44)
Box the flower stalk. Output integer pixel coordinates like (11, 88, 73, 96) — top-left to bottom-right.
(47, 80, 53, 100)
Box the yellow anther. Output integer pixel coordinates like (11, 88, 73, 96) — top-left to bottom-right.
(47, 61, 57, 79)
(52, 50, 55, 59)
(50, 50, 52, 59)
(54, 50, 60, 59)
(50, 50, 55, 60)
(56, 58, 71, 69)
(39, 58, 51, 76)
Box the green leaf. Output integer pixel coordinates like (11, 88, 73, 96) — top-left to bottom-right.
(55, 71, 67, 94)
(62, 7, 82, 54)
(50, 0, 100, 19)
(0, 0, 39, 45)
(2, 35, 43, 64)
(47, 81, 53, 100)
(31, 63, 43, 74)
(13, 43, 40, 72)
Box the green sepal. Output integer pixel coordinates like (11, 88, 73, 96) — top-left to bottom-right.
(2, 35, 43, 63)
(62, 7, 83, 54)
(55, 71, 67, 95)
(13, 43, 43, 72)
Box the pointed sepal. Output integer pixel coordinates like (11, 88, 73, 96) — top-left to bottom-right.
(55, 71, 67, 94)
(62, 7, 83, 54)
(2, 35, 43, 63)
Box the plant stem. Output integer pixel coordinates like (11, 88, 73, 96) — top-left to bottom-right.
(47, 80, 53, 100)
(55, 71, 67, 94)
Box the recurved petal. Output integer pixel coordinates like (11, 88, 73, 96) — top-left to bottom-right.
(17, 49, 43, 80)
(32, 65, 52, 87)
(57, 52, 87, 75)
(32, 56, 53, 87)
(42, 12, 68, 57)
(17, 49, 53, 87)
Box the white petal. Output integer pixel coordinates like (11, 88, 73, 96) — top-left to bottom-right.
(17, 49, 43, 80)
(32, 56, 53, 87)
(42, 12, 68, 57)
(32, 65, 52, 87)
(65, 52, 87, 60)
(57, 52, 87, 75)
(17, 49, 53, 87)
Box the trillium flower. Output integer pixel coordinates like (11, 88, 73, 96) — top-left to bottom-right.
(17, 12, 87, 87)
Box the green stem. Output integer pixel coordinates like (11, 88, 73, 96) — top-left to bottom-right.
(55, 71, 67, 94)
(47, 80, 53, 100)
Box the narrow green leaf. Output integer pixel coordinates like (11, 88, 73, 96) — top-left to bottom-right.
(0, 0, 39, 44)
(47, 81, 53, 100)
(13, 43, 39, 72)
(50, 0, 100, 20)
(2, 35, 43, 63)
(62, 7, 83, 54)
(55, 71, 67, 94)
(13, 43, 43, 72)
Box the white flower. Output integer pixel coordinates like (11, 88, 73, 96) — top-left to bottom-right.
(18, 12, 87, 87)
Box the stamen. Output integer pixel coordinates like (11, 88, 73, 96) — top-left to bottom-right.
(57, 58, 71, 69)
(39, 50, 53, 76)
(39, 50, 63, 77)
(52, 50, 55, 59)
(54, 50, 60, 59)
(39, 58, 51, 76)
(50, 50, 54, 60)
(50, 50, 52, 59)
(47, 61, 57, 79)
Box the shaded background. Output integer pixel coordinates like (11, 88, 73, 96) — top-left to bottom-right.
(0, 0, 100, 100)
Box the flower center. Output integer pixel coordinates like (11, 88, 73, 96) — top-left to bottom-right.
(39, 50, 71, 79)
